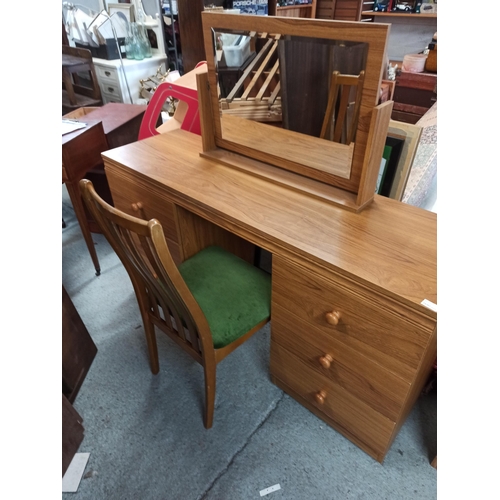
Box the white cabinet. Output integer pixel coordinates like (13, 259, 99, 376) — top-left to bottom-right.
(93, 55, 167, 104)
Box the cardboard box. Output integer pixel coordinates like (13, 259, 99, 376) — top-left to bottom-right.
(232, 0, 268, 15)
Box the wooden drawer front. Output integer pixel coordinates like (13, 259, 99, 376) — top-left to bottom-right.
(272, 303, 409, 421)
(272, 256, 434, 378)
(96, 65, 119, 82)
(271, 342, 395, 455)
(105, 169, 181, 264)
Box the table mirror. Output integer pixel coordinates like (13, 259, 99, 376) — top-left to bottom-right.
(199, 13, 393, 211)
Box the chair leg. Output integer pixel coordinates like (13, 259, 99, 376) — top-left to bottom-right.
(132, 283, 160, 374)
(203, 364, 216, 429)
(142, 314, 160, 375)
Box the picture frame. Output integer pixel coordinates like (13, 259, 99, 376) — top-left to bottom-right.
(107, 3, 135, 22)
(386, 120, 423, 201)
(377, 136, 404, 196)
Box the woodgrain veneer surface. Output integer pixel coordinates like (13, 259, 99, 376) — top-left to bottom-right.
(271, 341, 396, 455)
(102, 129, 436, 313)
(272, 255, 435, 373)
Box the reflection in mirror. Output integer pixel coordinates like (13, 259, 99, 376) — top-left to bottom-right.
(214, 29, 368, 146)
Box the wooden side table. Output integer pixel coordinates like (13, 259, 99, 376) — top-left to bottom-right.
(62, 103, 147, 275)
(63, 120, 108, 275)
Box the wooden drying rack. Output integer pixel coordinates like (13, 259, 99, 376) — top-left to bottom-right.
(219, 32, 282, 123)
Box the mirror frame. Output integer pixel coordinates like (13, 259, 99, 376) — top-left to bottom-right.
(200, 13, 391, 208)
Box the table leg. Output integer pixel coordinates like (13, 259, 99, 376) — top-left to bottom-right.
(65, 181, 101, 276)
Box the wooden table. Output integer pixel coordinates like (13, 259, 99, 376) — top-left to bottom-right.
(62, 103, 147, 275)
(102, 129, 437, 463)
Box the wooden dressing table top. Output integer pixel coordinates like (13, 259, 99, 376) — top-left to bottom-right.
(102, 129, 436, 315)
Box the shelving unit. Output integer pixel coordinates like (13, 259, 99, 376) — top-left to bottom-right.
(277, 0, 317, 18)
(361, 11, 437, 20)
(315, 0, 365, 21)
(163, 0, 181, 71)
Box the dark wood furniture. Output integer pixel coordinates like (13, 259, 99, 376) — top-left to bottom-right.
(63, 121, 108, 274)
(62, 45, 103, 115)
(218, 52, 256, 99)
(63, 285, 98, 403)
(62, 286, 96, 476)
(391, 70, 437, 124)
(177, 0, 276, 73)
(62, 103, 147, 274)
(277, 0, 317, 18)
(63, 394, 85, 477)
(316, 0, 364, 21)
(178, 0, 207, 73)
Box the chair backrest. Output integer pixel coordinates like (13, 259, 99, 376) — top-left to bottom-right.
(79, 179, 215, 363)
(320, 70, 365, 145)
(138, 62, 208, 140)
(62, 44, 102, 101)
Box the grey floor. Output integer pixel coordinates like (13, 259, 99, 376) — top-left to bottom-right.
(62, 184, 437, 500)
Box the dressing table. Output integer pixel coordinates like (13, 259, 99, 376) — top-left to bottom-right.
(100, 14, 436, 463)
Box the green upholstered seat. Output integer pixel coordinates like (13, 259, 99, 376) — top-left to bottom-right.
(178, 246, 271, 349)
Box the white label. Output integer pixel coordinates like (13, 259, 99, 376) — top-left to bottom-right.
(421, 299, 437, 312)
(62, 453, 90, 493)
(260, 484, 281, 496)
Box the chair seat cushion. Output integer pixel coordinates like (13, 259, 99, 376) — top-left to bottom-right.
(178, 246, 271, 349)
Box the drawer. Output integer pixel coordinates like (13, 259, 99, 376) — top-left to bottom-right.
(100, 82, 123, 101)
(105, 169, 181, 264)
(271, 341, 395, 457)
(272, 256, 434, 376)
(102, 93, 123, 105)
(95, 65, 119, 82)
(272, 302, 410, 421)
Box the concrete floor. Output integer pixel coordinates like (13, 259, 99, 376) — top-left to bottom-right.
(62, 185, 437, 499)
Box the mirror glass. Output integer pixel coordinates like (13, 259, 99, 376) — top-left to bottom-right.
(213, 28, 369, 180)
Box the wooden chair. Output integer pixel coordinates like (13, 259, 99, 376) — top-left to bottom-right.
(79, 179, 272, 428)
(62, 45, 102, 115)
(320, 70, 365, 144)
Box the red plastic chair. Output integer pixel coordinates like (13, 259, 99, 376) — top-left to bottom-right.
(138, 62, 207, 140)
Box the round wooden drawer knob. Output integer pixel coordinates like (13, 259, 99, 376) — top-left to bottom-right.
(315, 390, 327, 405)
(131, 202, 143, 212)
(319, 354, 333, 369)
(325, 310, 340, 325)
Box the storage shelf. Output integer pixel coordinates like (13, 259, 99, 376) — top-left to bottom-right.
(362, 11, 437, 18)
(277, 4, 313, 10)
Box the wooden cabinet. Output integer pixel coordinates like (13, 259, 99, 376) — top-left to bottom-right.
(270, 255, 436, 461)
(277, 0, 317, 18)
(316, 0, 363, 20)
